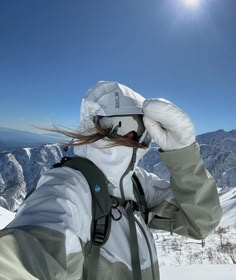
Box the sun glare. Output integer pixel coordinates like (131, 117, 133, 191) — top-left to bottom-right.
(184, 0, 200, 7)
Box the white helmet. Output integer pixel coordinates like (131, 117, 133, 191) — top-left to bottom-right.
(80, 81, 150, 144)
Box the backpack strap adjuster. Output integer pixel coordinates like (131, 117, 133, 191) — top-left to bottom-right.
(92, 215, 111, 246)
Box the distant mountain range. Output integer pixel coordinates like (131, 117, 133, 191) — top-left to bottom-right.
(0, 128, 236, 226)
(0, 127, 67, 152)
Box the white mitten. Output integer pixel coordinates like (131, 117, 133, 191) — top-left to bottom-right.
(143, 98, 195, 151)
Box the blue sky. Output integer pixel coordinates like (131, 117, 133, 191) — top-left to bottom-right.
(0, 0, 235, 135)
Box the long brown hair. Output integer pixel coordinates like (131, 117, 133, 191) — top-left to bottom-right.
(36, 125, 148, 149)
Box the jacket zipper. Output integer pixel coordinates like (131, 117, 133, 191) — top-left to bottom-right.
(119, 148, 137, 201)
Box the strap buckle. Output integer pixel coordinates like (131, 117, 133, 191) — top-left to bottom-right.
(92, 216, 111, 246)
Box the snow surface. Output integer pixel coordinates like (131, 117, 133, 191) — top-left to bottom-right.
(23, 147, 32, 159)
(160, 265, 236, 280)
(219, 188, 236, 227)
(0, 206, 15, 229)
(155, 227, 236, 266)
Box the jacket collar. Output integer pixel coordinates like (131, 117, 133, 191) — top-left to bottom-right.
(74, 139, 148, 200)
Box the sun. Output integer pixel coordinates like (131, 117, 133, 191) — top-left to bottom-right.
(184, 0, 201, 7)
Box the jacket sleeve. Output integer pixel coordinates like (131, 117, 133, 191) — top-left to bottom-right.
(136, 143, 222, 240)
(0, 166, 91, 280)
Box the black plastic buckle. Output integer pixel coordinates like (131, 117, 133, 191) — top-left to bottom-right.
(93, 231, 106, 246)
(92, 217, 108, 246)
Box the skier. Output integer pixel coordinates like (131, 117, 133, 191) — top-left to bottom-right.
(0, 81, 222, 280)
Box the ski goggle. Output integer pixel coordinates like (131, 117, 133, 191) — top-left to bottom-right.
(94, 115, 147, 142)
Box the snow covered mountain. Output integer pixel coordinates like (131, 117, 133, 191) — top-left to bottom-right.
(139, 129, 236, 189)
(197, 129, 236, 189)
(0, 129, 236, 225)
(0, 144, 73, 211)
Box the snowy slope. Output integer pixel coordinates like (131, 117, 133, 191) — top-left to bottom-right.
(219, 188, 236, 227)
(0, 206, 15, 229)
(160, 265, 236, 280)
(155, 225, 236, 267)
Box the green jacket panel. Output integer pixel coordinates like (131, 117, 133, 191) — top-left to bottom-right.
(148, 143, 222, 239)
(0, 227, 83, 280)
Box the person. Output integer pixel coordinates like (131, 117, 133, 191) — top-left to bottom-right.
(0, 81, 222, 280)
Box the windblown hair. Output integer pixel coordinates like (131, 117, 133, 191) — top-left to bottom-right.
(37, 125, 148, 149)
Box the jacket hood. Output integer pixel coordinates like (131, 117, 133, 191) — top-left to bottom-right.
(79, 81, 145, 131)
(75, 81, 149, 200)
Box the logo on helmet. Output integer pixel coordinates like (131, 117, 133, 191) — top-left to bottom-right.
(115, 92, 120, 109)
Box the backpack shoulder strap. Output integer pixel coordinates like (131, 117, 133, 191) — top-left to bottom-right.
(55, 156, 113, 280)
(59, 157, 112, 220)
(55, 156, 112, 242)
